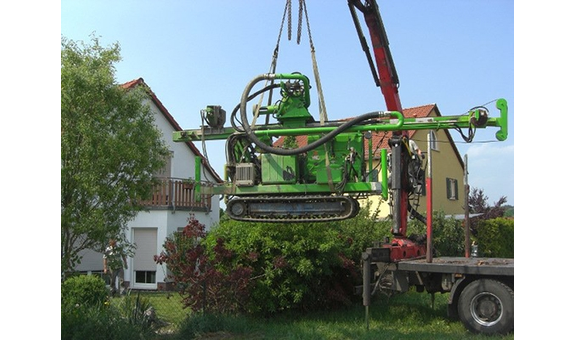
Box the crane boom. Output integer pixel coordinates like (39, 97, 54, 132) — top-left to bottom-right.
(349, 0, 402, 112)
(350, 0, 414, 243)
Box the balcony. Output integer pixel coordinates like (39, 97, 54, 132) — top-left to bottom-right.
(139, 177, 212, 212)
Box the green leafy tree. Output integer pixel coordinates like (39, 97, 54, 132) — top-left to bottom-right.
(503, 205, 514, 217)
(61, 35, 169, 277)
(282, 135, 299, 149)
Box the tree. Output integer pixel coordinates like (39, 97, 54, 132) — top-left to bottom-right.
(154, 215, 254, 314)
(61, 35, 170, 277)
(468, 187, 508, 235)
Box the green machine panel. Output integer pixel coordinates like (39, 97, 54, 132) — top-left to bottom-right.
(261, 154, 298, 184)
(306, 132, 364, 184)
(316, 164, 343, 184)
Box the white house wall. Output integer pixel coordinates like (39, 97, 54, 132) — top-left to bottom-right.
(149, 102, 217, 183)
(126, 208, 218, 289)
(149, 101, 222, 215)
(73, 91, 222, 291)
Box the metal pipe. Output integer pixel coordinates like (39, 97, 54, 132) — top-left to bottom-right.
(426, 133, 433, 263)
(380, 149, 388, 200)
(362, 252, 371, 330)
(194, 156, 202, 203)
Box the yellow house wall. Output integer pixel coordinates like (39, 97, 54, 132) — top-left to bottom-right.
(420, 129, 465, 215)
(361, 113, 465, 219)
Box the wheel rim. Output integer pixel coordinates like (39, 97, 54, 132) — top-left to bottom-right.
(229, 201, 246, 217)
(469, 292, 503, 327)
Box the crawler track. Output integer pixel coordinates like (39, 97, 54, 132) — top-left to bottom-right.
(226, 195, 360, 223)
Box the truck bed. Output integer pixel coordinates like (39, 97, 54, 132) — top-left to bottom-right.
(396, 257, 514, 276)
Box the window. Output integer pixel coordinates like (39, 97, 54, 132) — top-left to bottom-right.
(429, 130, 438, 151)
(446, 178, 458, 200)
(135, 270, 156, 284)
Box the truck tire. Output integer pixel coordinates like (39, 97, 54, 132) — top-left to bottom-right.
(457, 279, 513, 335)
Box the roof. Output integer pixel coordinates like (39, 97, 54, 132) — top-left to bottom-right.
(121, 78, 223, 183)
(361, 104, 436, 160)
(273, 104, 464, 169)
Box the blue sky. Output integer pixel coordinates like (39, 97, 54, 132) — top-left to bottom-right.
(60, 0, 514, 206)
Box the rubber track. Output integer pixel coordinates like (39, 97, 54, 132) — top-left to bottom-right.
(226, 195, 359, 223)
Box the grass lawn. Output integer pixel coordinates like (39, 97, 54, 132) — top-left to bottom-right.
(130, 289, 513, 340)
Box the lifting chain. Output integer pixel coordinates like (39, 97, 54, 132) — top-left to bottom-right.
(270, 0, 328, 125)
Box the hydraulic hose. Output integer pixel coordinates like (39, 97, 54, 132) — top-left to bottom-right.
(231, 83, 282, 132)
(240, 73, 394, 156)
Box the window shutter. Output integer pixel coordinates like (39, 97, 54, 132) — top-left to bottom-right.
(454, 179, 459, 200)
(133, 228, 158, 271)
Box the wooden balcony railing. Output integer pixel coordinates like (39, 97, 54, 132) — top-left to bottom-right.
(139, 177, 212, 211)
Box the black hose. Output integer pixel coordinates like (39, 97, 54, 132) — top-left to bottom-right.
(408, 202, 426, 224)
(240, 74, 389, 156)
(230, 83, 281, 132)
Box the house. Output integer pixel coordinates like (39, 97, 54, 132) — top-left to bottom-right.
(74, 78, 223, 290)
(274, 103, 466, 219)
(363, 104, 466, 219)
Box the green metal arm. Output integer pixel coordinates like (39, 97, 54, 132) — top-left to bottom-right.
(173, 98, 508, 143)
(495, 98, 508, 141)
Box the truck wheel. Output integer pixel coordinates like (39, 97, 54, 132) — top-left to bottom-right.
(457, 279, 513, 335)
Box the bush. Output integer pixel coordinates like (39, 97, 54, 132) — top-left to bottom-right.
(404, 212, 514, 258)
(155, 215, 254, 315)
(61, 274, 108, 307)
(157, 208, 487, 318)
(176, 313, 252, 339)
(156, 215, 371, 316)
(206, 215, 377, 315)
(336, 201, 392, 259)
(475, 217, 514, 258)
(407, 211, 465, 257)
(114, 291, 157, 330)
(61, 302, 151, 340)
